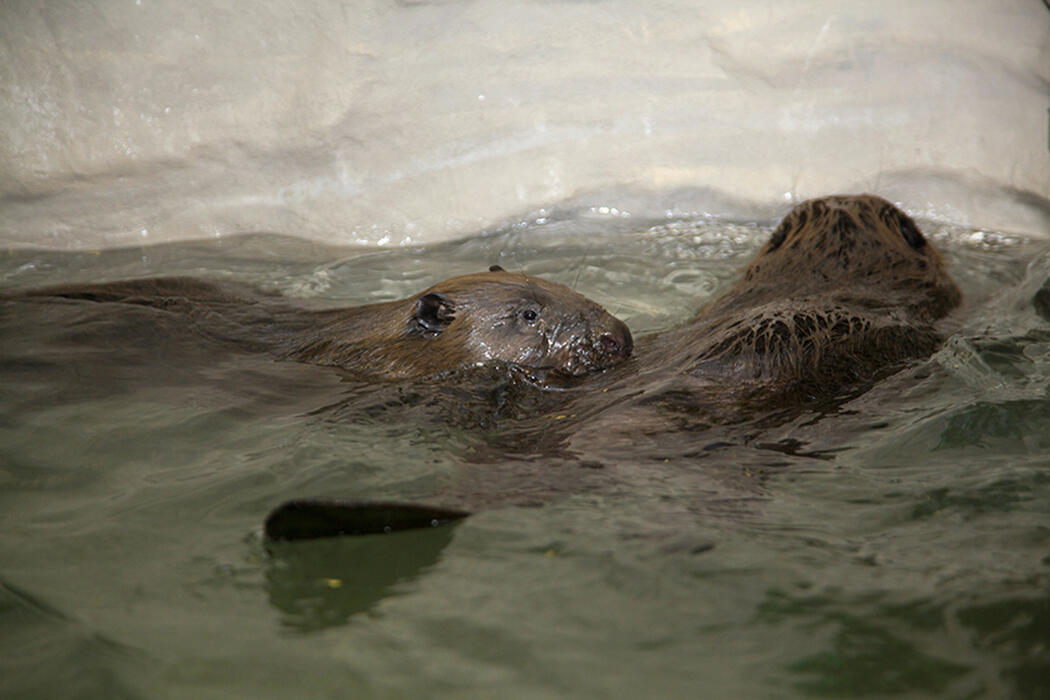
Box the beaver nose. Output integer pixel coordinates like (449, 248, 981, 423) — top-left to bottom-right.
(599, 322, 633, 358)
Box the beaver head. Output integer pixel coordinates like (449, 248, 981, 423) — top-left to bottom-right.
(670, 195, 962, 400)
(413, 266, 633, 376)
(729, 194, 961, 321)
(286, 267, 633, 380)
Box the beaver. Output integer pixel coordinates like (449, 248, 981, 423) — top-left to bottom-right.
(685, 194, 959, 393)
(590, 194, 964, 425)
(17, 266, 633, 381)
(275, 266, 632, 379)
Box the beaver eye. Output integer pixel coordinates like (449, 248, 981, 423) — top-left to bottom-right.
(521, 308, 539, 323)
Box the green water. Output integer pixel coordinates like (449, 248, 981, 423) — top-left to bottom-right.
(2, 214, 1049, 699)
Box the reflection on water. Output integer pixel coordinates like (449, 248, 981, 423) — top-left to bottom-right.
(2, 217, 1050, 698)
(957, 594, 1050, 699)
(758, 589, 972, 696)
(0, 579, 146, 700)
(265, 526, 460, 632)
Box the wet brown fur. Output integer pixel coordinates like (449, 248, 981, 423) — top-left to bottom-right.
(18, 269, 633, 381)
(278, 269, 632, 379)
(642, 194, 962, 406)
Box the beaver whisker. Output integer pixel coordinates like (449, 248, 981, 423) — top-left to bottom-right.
(571, 243, 592, 292)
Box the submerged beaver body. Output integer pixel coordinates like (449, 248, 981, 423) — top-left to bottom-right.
(18, 268, 633, 381)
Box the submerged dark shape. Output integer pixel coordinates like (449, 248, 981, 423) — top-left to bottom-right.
(264, 499, 470, 540)
(16, 267, 633, 382)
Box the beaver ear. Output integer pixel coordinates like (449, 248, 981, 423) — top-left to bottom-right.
(767, 222, 788, 252)
(895, 210, 927, 250)
(488, 265, 506, 272)
(879, 202, 926, 250)
(414, 292, 456, 335)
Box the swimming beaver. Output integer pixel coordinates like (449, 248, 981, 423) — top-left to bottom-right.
(685, 193, 959, 393)
(17, 266, 633, 381)
(279, 266, 632, 379)
(599, 194, 964, 425)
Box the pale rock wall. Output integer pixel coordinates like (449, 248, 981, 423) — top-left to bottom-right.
(1, 0, 1048, 249)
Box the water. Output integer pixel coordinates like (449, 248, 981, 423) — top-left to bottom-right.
(2, 213, 1049, 699)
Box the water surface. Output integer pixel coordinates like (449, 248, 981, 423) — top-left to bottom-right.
(2, 212, 1049, 699)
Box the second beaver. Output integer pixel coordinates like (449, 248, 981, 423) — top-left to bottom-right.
(19, 266, 633, 381)
(626, 194, 963, 414)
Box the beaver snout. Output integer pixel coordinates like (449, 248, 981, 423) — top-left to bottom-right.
(599, 321, 633, 360)
(545, 313, 633, 377)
